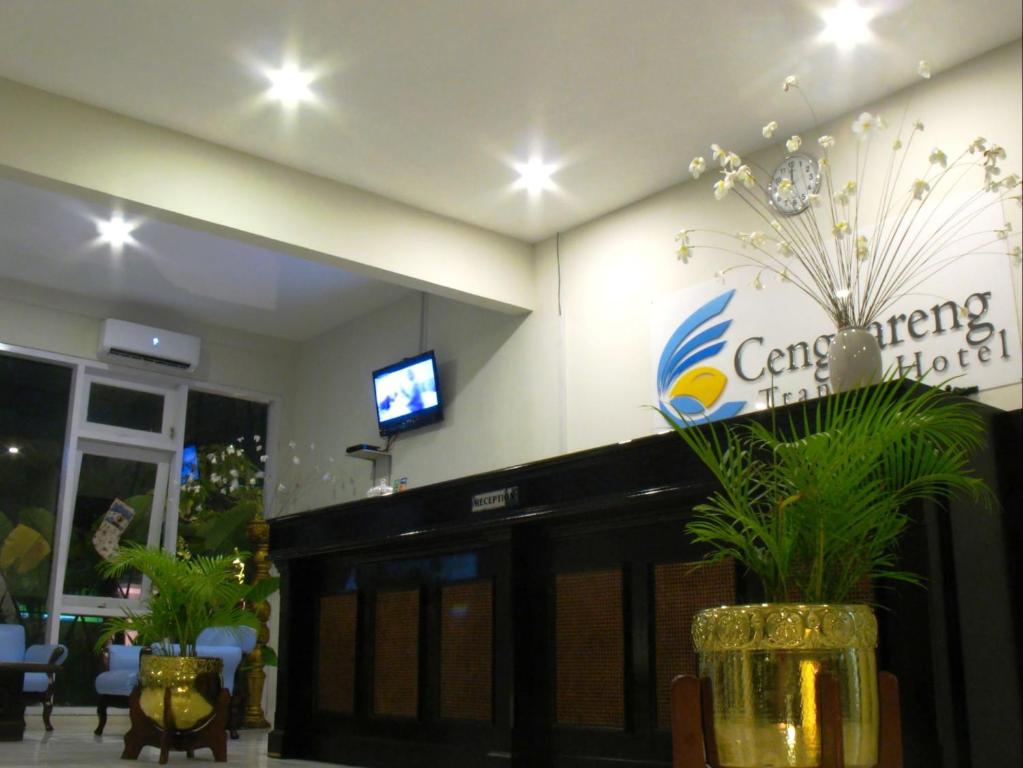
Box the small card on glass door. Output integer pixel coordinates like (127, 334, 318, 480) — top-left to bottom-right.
(92, 498, 136, 561)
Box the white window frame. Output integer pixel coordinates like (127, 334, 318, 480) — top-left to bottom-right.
(46, 365, 186, 626)
(79, 372, 180, 451)
(54, 439, 174, 617)
(0, 342, 280, 649)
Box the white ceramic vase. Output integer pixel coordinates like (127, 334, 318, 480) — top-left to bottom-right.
(827, 326, 882, 392)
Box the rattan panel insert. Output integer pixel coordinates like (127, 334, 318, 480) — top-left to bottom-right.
(317, 593, 358, 714)
(440, 580, 493, 721)
(555, 568, 624, 728)
(373, 589, 420, 719)
(654, 559, 736, 729)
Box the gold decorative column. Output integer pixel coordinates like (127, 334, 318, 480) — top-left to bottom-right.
(242, 517, 272, 729)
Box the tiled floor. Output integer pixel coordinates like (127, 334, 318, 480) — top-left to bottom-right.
(1, 715, 362, 767)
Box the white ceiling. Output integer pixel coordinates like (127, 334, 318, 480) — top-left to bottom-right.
(0, 1, 1019, 244)
(0, 176, 410, 341)
(0, 1, 1019, 344)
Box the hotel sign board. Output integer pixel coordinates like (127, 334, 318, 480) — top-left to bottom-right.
(650, 255, 1021, 426)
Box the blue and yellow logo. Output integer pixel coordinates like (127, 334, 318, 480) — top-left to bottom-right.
(658, 289, 746, 427)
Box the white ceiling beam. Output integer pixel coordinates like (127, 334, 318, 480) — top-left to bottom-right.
(0, 77, 534, 314)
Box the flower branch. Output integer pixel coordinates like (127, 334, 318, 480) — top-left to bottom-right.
(676, 61, 1021, 330)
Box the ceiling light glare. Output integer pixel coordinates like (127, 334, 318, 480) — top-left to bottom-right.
(266, 64, 316, 107)
(514, 157, 557, 195)
(819, 1, 875, 51)
(96, 216, 136, 250)
(7, 446, 19, 455)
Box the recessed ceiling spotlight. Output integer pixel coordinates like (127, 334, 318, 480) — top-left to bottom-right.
(514, 157, 557, 195)
(819, 1, 875, 51)
(265, 63, 316, 107)
(96, 215, 137, 251)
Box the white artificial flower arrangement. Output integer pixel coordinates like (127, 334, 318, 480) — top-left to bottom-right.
(675, 61, 1021, 330)
(177, 436, 340, 557)
(179, 435, 265, 523)
(270, 440, 341, 518)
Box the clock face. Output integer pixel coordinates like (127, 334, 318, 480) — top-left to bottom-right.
(768, 153, 821, 215)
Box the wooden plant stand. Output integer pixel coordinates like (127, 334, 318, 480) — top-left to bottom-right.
(671, 671, 903, 768)
(121, 686, 230, 764)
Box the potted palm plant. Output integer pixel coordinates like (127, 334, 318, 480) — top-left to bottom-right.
(96, 544, 279, 733)
(665, 377, 993, 767)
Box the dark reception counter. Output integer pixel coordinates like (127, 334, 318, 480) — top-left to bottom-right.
(268, 395, 1021, 768)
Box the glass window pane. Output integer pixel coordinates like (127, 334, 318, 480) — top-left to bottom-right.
(179, 391, 268, 558)
(87, 383, 164, 433)
(0, 353, 72, 644)
(183, 391, 268, 460)
(54, 614, 132, 706)
(63, 454, 158, 599)
(377, 553, 480, 585)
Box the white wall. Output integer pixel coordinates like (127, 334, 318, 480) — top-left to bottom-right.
(288, 42, 1022, 495)
(4, 42, 1016, 502)
(16, 40, 1005, 724)
(0, 278, 298, 409)
(0, 77, 535, 314)
(8, 42, 1014, 501)
(550, 40, 1023, 451)
(287, 273, 563, 506)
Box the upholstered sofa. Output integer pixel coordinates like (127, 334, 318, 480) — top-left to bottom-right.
(0, 623, 68, 731)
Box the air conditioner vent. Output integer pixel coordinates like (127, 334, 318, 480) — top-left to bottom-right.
(107, 348, 194, 369)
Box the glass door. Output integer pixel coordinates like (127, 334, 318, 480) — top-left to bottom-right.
(58, 441, 172, 614)
(51, 372, 183, 618)
(47, 373, 184, 706)
(1, 348, 278, 710)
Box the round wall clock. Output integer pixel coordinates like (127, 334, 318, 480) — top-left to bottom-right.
(768, 153, 821, 215)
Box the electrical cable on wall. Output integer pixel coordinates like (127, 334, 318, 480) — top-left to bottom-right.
(556, 232, 563, 316)
(419, 292, 429, 353)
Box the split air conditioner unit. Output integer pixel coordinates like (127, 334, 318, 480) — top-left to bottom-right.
(98, 319, 201, 373)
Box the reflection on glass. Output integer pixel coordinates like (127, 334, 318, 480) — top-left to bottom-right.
(178, 390, 268, 558)
(378, 553, 479, 584)
(63, 455, 157, 598)
(87, 383, 164, 433)
(440, 553, 478, 582)
(344, 567, 358, 592)
(55, 614, 129, 706)
(0, 353, 72, 643)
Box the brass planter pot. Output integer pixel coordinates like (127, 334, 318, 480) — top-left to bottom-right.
(138, 654, 223, 731)
(692, 604, 878, 768)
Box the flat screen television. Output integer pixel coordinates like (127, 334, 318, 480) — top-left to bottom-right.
(372, 351, 443, 436)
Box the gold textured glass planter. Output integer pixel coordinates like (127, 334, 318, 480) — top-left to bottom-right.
(693, 604, 878, 768)
(138, 654, 223, 730)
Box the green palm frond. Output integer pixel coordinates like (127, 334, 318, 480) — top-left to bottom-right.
(96, 544, 276, 655)
(665, 375, 994, 603)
